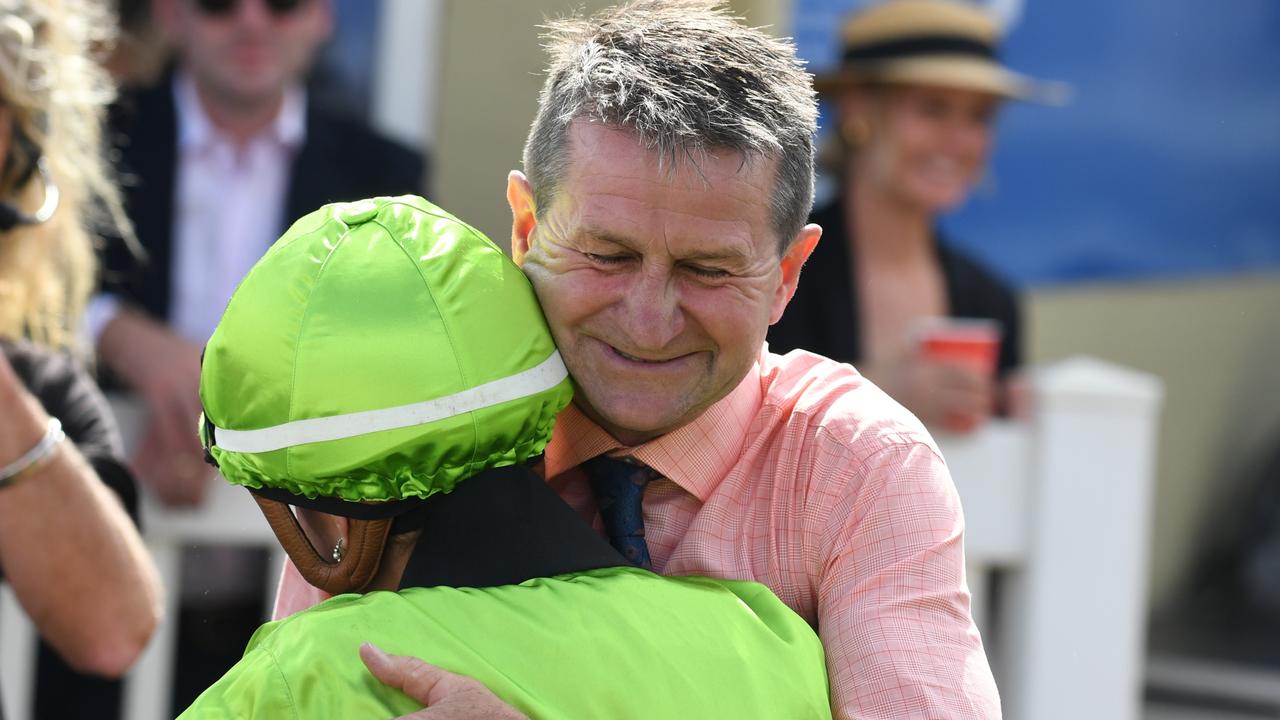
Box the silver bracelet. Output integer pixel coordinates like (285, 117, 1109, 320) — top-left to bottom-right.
(0, 417, 66, 487)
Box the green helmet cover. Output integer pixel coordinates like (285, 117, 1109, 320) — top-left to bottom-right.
(199, 195, 572, 502)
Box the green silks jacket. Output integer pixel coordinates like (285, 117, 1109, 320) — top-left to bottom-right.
(179, 566, 832, 719)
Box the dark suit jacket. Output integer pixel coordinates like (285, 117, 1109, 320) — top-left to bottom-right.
(102, 76, 427, 320)
(768, 199, 1022, 376)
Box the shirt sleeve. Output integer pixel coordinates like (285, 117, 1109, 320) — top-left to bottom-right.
(4, 343, 139, 523)
(815, 440, 1001, 719)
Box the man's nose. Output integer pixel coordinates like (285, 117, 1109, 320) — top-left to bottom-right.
(618, 268, 684, 351)
(233, 0, 275, 28)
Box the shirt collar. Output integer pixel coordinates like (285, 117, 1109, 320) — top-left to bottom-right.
(173, 71, 307, 151)
(544, 351, 765, 502)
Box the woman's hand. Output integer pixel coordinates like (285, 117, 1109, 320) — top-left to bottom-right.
(360, 644, 528, 720)
(868, 355, 997, 433)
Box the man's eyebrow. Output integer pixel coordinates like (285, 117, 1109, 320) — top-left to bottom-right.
(575, 227, 752, 264)
(678, 247, 751, 264)
(574, 228, 636, 249)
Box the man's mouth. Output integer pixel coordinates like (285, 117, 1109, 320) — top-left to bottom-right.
(604, 343, 690, 365)
(614, 347, 670, 363)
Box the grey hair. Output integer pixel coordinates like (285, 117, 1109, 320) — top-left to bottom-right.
(522, 0, 818, 252)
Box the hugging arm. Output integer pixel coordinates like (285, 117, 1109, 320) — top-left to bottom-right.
(816, 442, 1000, 719)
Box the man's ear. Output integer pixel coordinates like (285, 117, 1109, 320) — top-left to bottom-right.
(769, 223, 821, 325)
(507, 170, 537, 265)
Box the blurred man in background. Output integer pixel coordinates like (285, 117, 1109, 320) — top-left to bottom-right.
(96, 0, 425, 506)
(90, 0, 425, 709)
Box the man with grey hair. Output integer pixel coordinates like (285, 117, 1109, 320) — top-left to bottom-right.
(307, 1, 1001, 717)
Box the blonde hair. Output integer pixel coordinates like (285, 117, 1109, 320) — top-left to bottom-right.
(0, 0, 132, 350)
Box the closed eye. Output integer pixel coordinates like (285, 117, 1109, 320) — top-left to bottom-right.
(583, 252, 632, 266)
(683, 264, 732, 280)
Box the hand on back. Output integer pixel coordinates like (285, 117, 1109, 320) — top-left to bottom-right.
(360, 644, 528, 720)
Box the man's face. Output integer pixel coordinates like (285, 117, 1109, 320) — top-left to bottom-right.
(162, 0, 332, 108)
(509, 121, 819, 445)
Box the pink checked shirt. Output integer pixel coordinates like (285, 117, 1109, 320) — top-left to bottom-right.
(275, 348, 1001, 719)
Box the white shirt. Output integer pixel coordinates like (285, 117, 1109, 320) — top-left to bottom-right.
(169, 72, 306, 343)
(89, 73, 307, 345)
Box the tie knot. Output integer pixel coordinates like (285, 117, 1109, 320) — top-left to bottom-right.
(583, 455, 658, 490)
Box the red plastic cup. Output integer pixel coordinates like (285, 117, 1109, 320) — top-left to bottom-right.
(914, 318, 1002, 377)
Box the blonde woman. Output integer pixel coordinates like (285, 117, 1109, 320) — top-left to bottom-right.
(0, 0, 160, 685)
(769, 0, 1060, 432)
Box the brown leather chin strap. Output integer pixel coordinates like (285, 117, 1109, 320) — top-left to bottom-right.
(253, 495, 391, 595)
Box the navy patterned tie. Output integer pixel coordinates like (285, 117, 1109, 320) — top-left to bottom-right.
(582, 455, 659, 570)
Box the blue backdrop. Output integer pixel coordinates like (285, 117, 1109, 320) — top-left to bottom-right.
(794, 0, 1280, 287)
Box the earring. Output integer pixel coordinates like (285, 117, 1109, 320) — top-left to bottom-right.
(332, 537, 346, 563)
(841, 117, 871, 147)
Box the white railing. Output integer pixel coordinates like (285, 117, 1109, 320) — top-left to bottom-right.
(940, 356, 1164, 720)
(1, 356, 1163, 720)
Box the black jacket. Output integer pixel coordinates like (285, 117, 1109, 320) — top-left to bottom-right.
(101, 76, 428, 319)
(768, 199, 1022, 376)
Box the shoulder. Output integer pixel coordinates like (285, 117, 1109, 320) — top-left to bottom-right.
(2, 340, 137, 513)
(109, 76, 175, 139)
(179, 637, 299, 719)
(298, 104, 427, 198)
(251, 591, 428, 656)
(754, 349, 954, 517)
(2, 337, 62, 388)
(755, 351, 961, 567)
(305, 104, 424, 169)
(758, 348, 942, 463)
(2, 341, 120, 447)
(1, 340, 103, 433)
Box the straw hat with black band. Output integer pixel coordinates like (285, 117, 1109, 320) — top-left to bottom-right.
(813, 0, 1067, 104)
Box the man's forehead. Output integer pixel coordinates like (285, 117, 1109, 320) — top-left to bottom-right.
(563, 119, 775, 190)
(533, 120, 785, 255)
